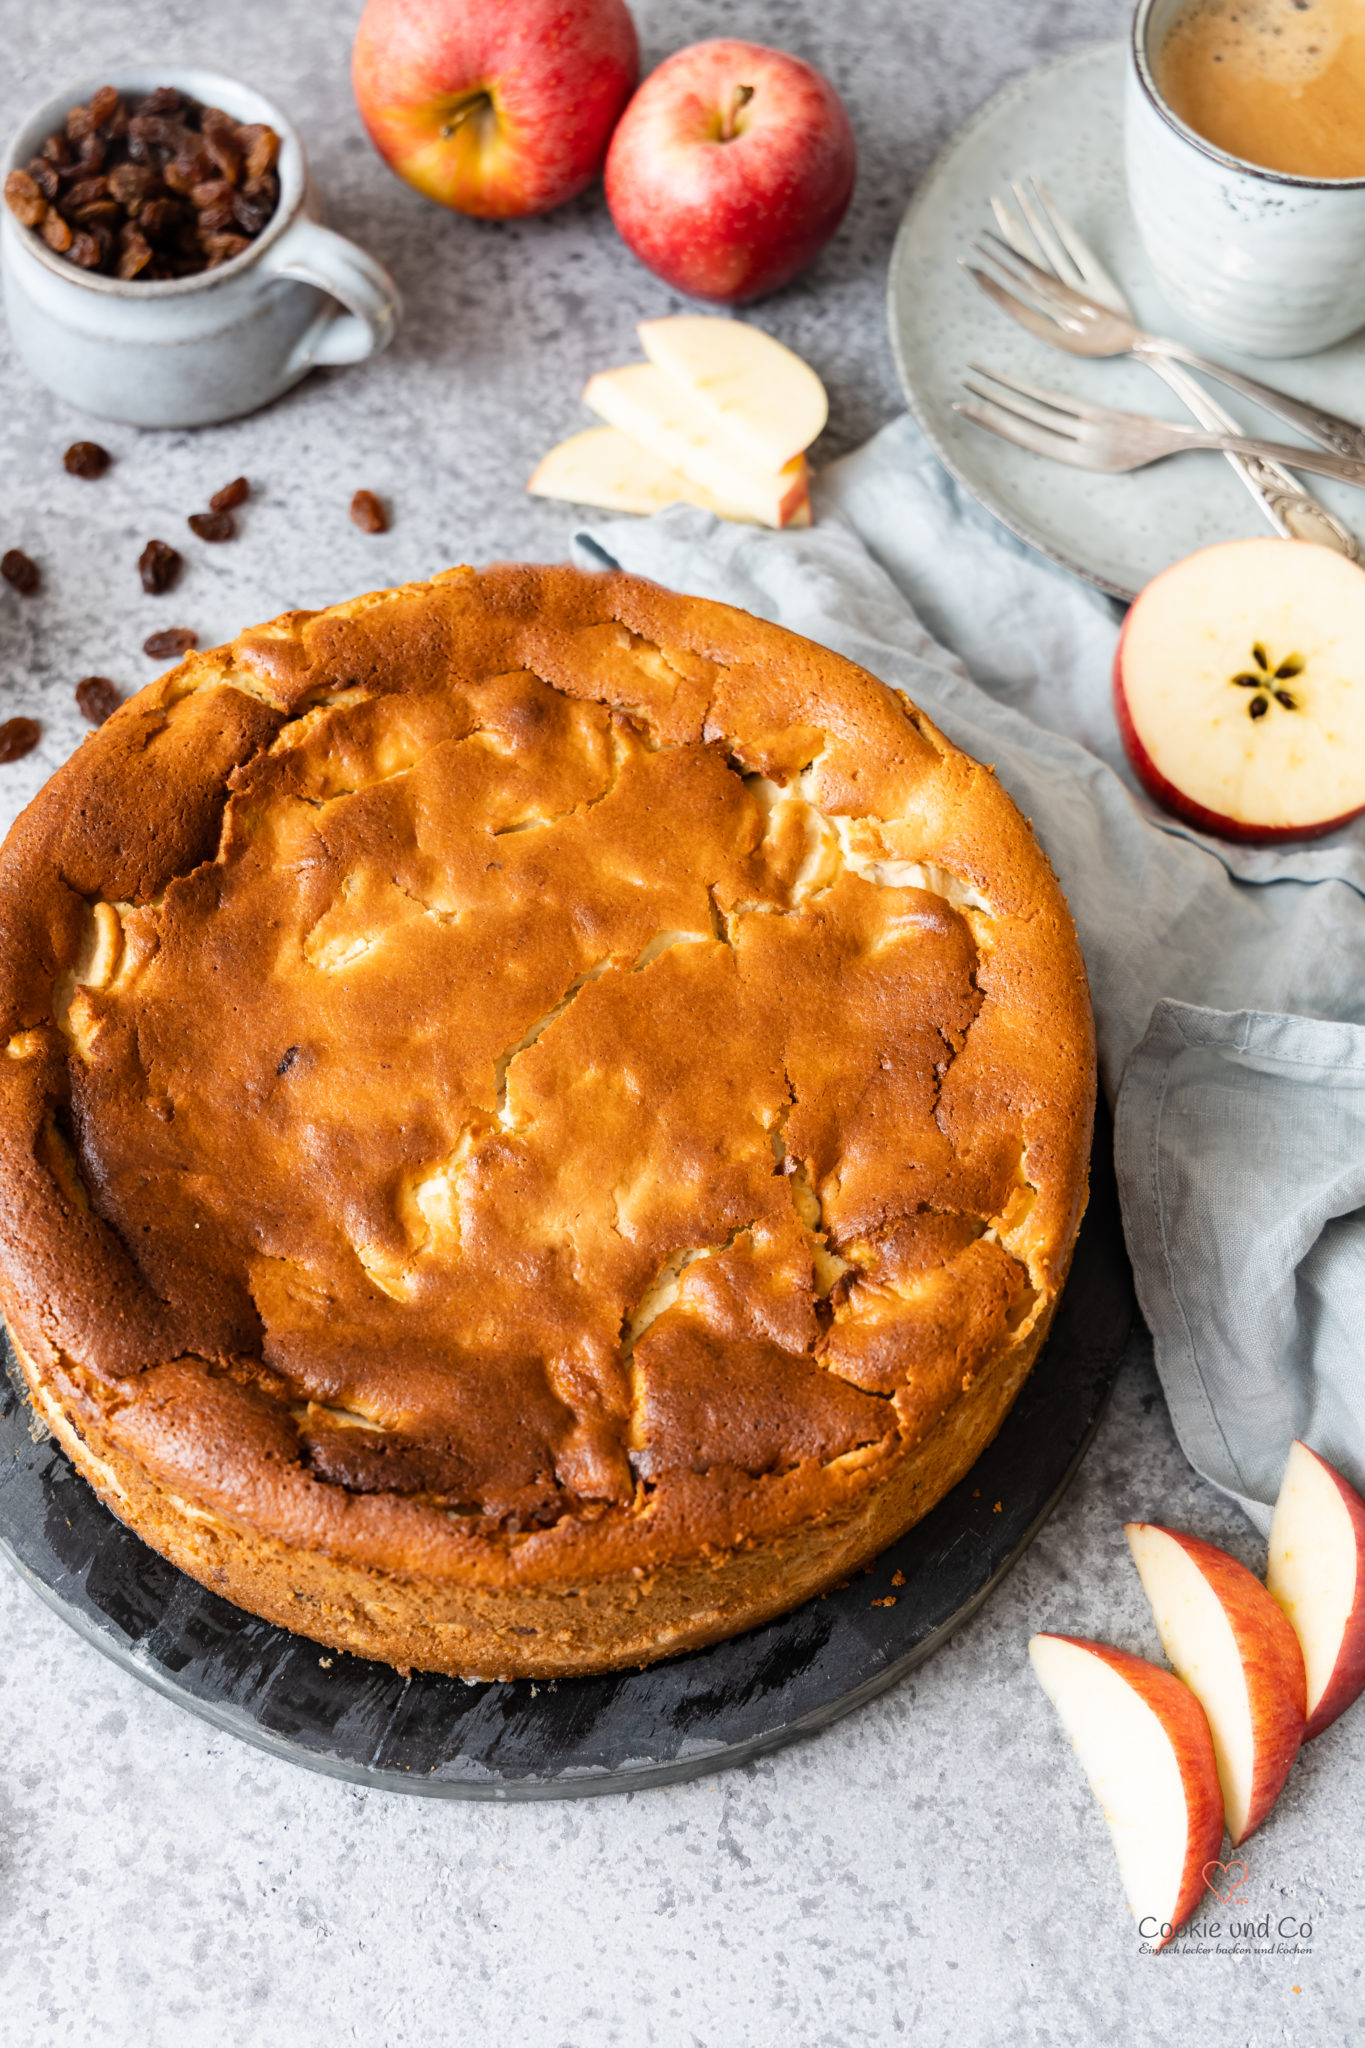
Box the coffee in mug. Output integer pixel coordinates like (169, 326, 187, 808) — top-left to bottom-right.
(1155, 0, 1365, 180)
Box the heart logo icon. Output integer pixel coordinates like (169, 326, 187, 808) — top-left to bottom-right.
(1203, 1859, 1251, 1906)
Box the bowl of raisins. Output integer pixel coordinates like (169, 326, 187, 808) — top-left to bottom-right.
(1, 68, 399, 427)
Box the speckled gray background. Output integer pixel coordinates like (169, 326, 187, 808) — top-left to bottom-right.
(1, 1, 1361, 2041)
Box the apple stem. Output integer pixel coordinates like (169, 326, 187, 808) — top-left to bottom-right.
(440, 92, 492, 142)
(721, 85, 755, 142)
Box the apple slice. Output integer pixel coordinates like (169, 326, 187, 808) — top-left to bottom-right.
(527, 426, 810, 526)
(1114, 537, 1365, 841)
(1268, 1439, 1365, 1740)
(1126, 1523, 1306, 1844)
(1028, 1633, 1224, 1946)
(637, 316, 827, 473)
(582, 363, 810, 528)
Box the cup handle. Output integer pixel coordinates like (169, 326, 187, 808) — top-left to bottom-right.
(262, 217, 401, 372)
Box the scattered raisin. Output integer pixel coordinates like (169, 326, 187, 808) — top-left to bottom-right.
(209, 477, 249, 513)
(0, 718, 40, 764)
(1, 550, 39, 596)
(138, 538, 182, 594)
(75, 676, 122, 725)
(188, 510, 234, 541)
(350, 490, 388, 534)
(3, 168, 47, 227)
(64, 441, 110, 479)
(143, 626, 197, 658)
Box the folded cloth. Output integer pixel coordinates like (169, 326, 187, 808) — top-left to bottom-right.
(574, 414, 1365, 1532)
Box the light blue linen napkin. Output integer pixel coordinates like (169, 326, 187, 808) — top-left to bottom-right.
(574, 414, 1365, 1532)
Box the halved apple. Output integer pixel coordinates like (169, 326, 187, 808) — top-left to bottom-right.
(1126, 1523, 1307, 1843)
(637, 315, 827, 472)
(582, 362, 810, 528)
(1114, 537, 1365, 842)
(1028, 1633, 1224, 1946)
(527, 425, 810, 526)
(1268, 1440, 1365, 1741)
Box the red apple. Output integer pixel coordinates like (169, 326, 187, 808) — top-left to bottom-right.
(1127, 1523, 1307, 1845)
(1029, 1633, 1225, 1947)
(1114, 537, 1365, 843)
(1268, 1440, 1365, 1741)
(604, 39, 856, 303)
(352, 0, 639, 219)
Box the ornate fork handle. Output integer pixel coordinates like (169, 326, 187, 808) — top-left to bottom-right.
(1153, 422, 1365, 485)
(1143, 340, 1365, 462)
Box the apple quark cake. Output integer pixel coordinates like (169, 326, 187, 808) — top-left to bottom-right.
(0, 565, 1093, 1677)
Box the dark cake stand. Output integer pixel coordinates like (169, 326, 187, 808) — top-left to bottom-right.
(0, 1106, 1132, 1801)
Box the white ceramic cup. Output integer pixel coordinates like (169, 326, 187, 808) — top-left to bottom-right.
(1, 66, 401, 427)
(1126, 0, 1365, 358)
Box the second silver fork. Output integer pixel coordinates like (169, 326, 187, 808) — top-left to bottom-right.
(983, 177, 1362, 563)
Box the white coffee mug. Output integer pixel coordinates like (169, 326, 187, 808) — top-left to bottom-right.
(1126, 0, 1365, 358)
(1, 66, 401, 427)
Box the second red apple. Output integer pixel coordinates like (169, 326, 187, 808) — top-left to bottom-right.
(605, 39, 857, 302)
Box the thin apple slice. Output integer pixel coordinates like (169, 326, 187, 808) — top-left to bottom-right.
(1268, 1440, 1365, 1740)
(1114, 537, 1365, 841)
(637, 316, 828, 472)
(1028, 1633, 1224, 1946)
(582, 363, 810, 528)
(527, 426, 810, 526)
(1126, 1523, 1306, 1844)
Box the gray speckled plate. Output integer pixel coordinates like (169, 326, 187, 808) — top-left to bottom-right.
(888, 41, 1365, 601)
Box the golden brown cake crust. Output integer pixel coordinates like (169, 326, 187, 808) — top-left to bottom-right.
(0, 564, 1094, 1677)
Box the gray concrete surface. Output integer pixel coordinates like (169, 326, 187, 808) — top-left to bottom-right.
(0, 1, 1360, 2041)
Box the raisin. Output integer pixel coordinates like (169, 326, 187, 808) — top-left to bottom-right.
(1, 550, 39, 596)
(196, 196, 236, 233)
(209, 477, 249, 513)
(67, 231, 104, 270)
(65, 101, 100, 144)
(117, 230, 152, 281)
(188, 510, 235, 541)
(143, 627, 197, 658)
(231, 187, 273, 234)
(0, 718, 40, 764)
(189, 177, 232, 210)
(75, 677, 122, 725)
(108, 162, 154, 208)
(138, 196, 180, 240)
(40, 212, 73, 254)
(137, 87, 183, 117)
(243, 126, 280, 183)
(77, 133, 106, 173)
(138, 539, 182, 594)
(64, 441, 110, 479)
(350, 490, 388, 534)
(26, 159, 59, 201)
(4, 169, 47, 227)
(89, 85, 121, 128)
(204, 133, 242, 185)
(41, 134, 73, 168)
(201, 231, 250, 266)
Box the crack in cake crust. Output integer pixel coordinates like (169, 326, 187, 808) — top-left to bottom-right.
(0, 565, 1094, 1677)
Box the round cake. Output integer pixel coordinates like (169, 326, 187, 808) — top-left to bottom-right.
(0, 564, 1094, 1678)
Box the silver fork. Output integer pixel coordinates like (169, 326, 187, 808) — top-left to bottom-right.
(984, 177, 1361, 561)
(963, 213, 1365, 464)
(955, 366, 1365, 488)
